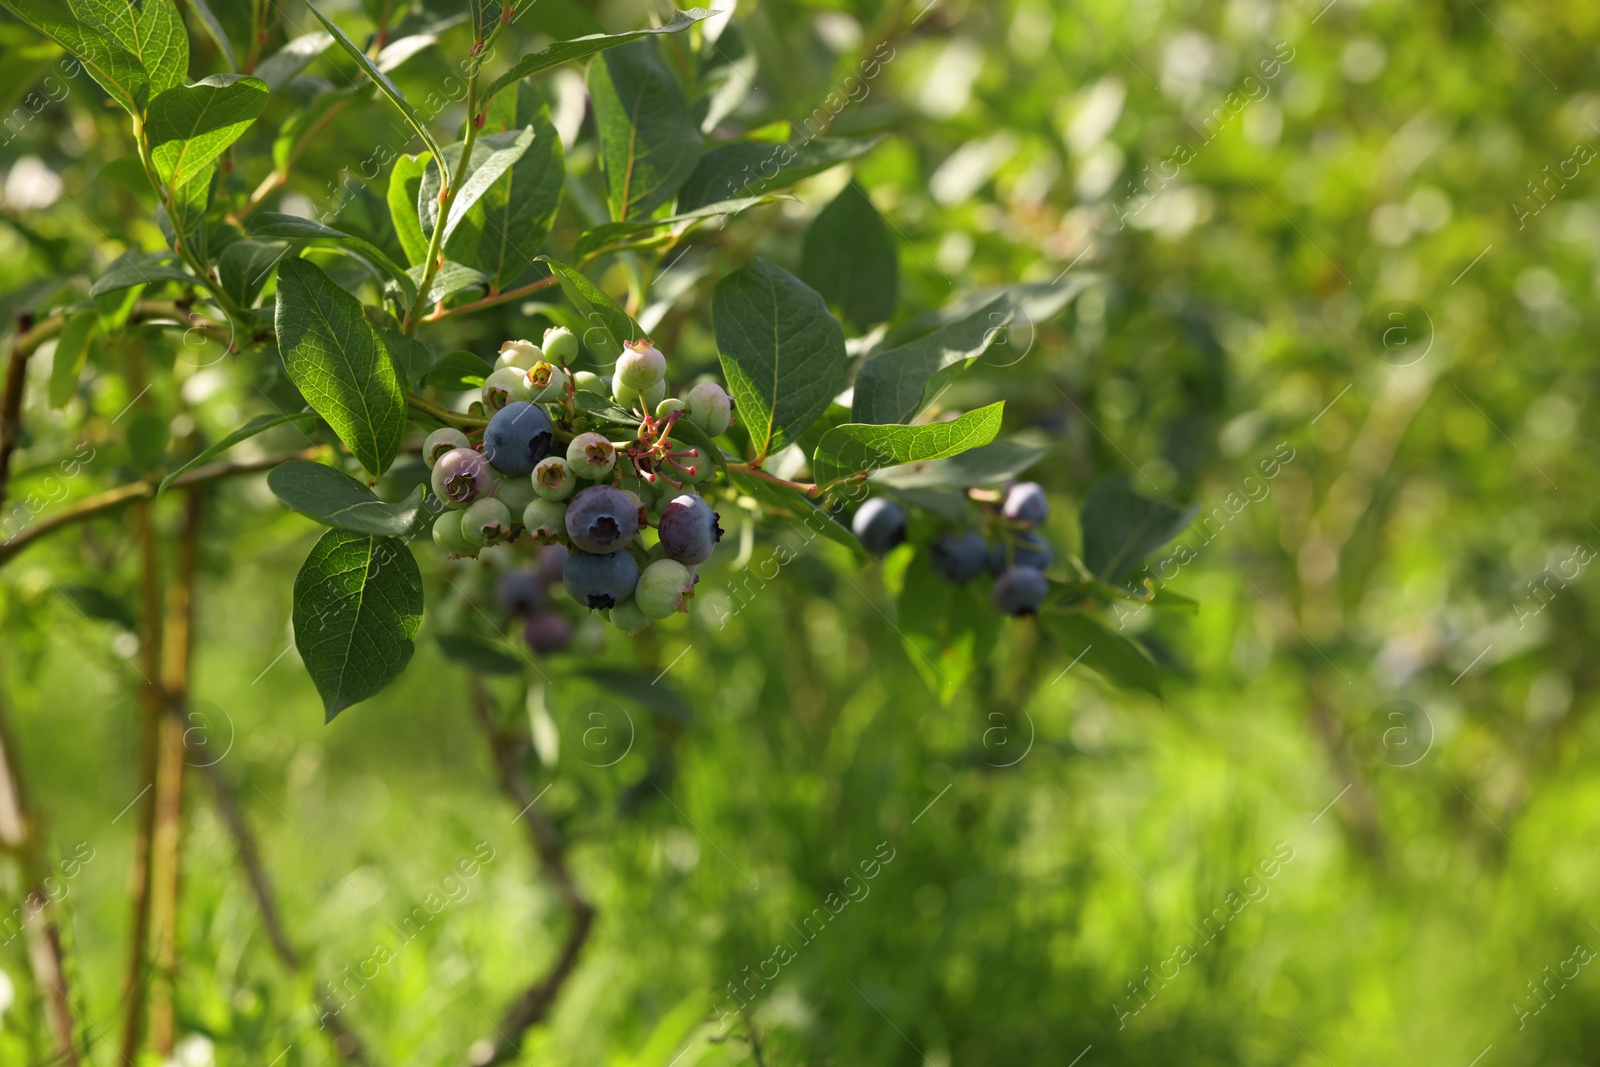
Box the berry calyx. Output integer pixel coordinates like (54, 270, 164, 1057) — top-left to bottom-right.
(482, 366, 532, 411)
(522, 498, 568, 542)
(566, 432, 617, 481)
(527, 360, 569, 403)
(462, 497, 513, 547)
(424, 428, 471, 467)
(565, 484, 640, 553)
(534, 456, 577, 500)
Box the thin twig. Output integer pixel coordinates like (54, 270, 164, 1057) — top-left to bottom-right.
(465, 676, 595, 1067)
(423, 275, 559, 322)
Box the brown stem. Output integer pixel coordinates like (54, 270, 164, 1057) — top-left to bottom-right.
(0, 316, 60, 507)
(147, 491, 200, 1053)
(727, 462, 820, 497)
(465, 676, 595, 1067)
(423, 275, 559, 322)
(188, 756, 374, 1065)
(0, 447, 324, 568)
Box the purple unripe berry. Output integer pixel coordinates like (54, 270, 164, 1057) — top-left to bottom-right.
(533, 456, 576, 500)
(497, 571, 543, 615)
(657, 493, 723, 565)
(565, 484, 640, 553)
(1002, 481, 1049, 525)
(634, 559, 695, 619)
(424, 428, 471, 467)
(431, 447, 495, 509)
(991, 566, 1049, 616)
(563, 548, 640, 610)
(565, 432, 616, 481)
(615, 338, 666, 389)
(931, 531, 989, 583)
(482, 400, 554, 476)
(852, 497, 907, 556)
(522, 611, 572, 653)
(989, 530, 1053, 574)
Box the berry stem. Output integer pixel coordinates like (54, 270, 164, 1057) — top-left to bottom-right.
(725, 462, 819, 497)
(408, 394, 491, 429)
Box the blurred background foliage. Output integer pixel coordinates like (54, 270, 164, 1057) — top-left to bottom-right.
(1, 0, 1598, 1064)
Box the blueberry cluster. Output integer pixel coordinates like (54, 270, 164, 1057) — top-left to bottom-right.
(426, 328, 730, 635)
(851, 481, 1055, 616)
(495, 545, 574, 653)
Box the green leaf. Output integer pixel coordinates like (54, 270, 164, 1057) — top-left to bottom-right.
(245, 212, 416, 305)
(403, 260, 486, 305)
(812, 402, 1005, 488)
(852, 298, 1011, 425)
(254, 30, 333, 92)
(146, 74, 268, 191)
(292, 528, 424, 720)
(469, 0, 504, 43)
(47, 309, 94, 409)
(387, 151, 432, 266)
(130, 0, 187, 93)
(0, 0, 149, 114)
(374, 328, 436, 389)
(127, 410, 169, 469)
(157, 411, 316, 498)
(301, 0, 445, 165)
(677, 136, 882, 212)
(417, 127, 534, 246)
(589, 38, 703, 221)
(572, 195, 783, 262)
(693, 19, 754, 133)
(274, 257, 406, 477)
(217, 239, 289, 308)
(1080, 473, 1197, 584)
(157, 159, 213, 261)
(268, 459, 428, 536)
(895, 550, 1001, 704)
(437, 632, 523, 675)
(573, 666, 694, 724)
(874, 440, 1048, 489)
(183, 0, 236, 72)
(1043, 613, 1161, 698)
(425, 349, 492, 392)
(474, 86, 564, 287)
(573, 389, 641, 429)
(712, 258, 847, 460)
(481, 8, 714, 105)
(800, 180, 898, 331)
(540, 258, 640, 357)
(89, 257, 202, 297)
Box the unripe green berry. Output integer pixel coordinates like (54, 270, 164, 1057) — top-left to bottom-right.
(424, 428, 471, 467)
(522, 498, 568, 542)
(533, 456, 576, 501)
(612, 374, 666, 415)
(527, 361, 569, 403)
(542, 326, 579, 364)
(483, 367, 531, 411)
(615, 338, 666, 390)
(463, 497, 513, 547)
(494, 475, 536, 516)
(565, 431, 616, 481)
(608, 597, 653, 634)
(497, 339, 543, 370)
(686, 381, 732, 436)
(432, 510, 472, 555)
(634, 558, 695, 619)
(656, 397, 687, 420)
(573, 370, 606, 394)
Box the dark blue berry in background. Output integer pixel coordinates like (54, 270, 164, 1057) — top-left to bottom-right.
(566, 485, 641, 554)
(930, 531, 989, 583)
(523, 611, 573, 653)
(1002, 481, 1049, 525)
(852, 497, 907, 556)
(992, 566, 1050, 615)
(496, 571, 543, 616)
(482, 401, 554, 476)
(563, 548, 640, 609)
(989, 530, 1054, 574)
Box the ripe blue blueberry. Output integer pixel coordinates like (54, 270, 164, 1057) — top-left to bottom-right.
(497, 339, 543, 370)
(989, 530, 1054, 574)
(685, 381, 732, 435)
(634, 559, 695, 619)
(497, 570, 543, 615)
(522, 611, 572, 653)
(483, 366, 532, 411)
(533, 456, 576, 501)
(522, 499, 567, 543)
(563, 548, 640, 609)
(565, 484, 640, 553)
(431, 447, 495, 508)
(991, 566, 1049, 615)
(657, 493, 723, 565)
(1002, 481, 1049, 525)
(462, 497, 513, 547)
(424, 428, 471, 467)
(930, 531, 989, 583)
(607, 597, 652, 634)
(482, 400, 554, 476)
(542, 326, 578, 365)
(852, 497, 907, 556)
(615, 338, 666, 389)
(565, 432, 616, 481)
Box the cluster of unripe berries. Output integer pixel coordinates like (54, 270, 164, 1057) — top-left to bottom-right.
(426, 327, 729, 634)
(851, 481, 1054, 615)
